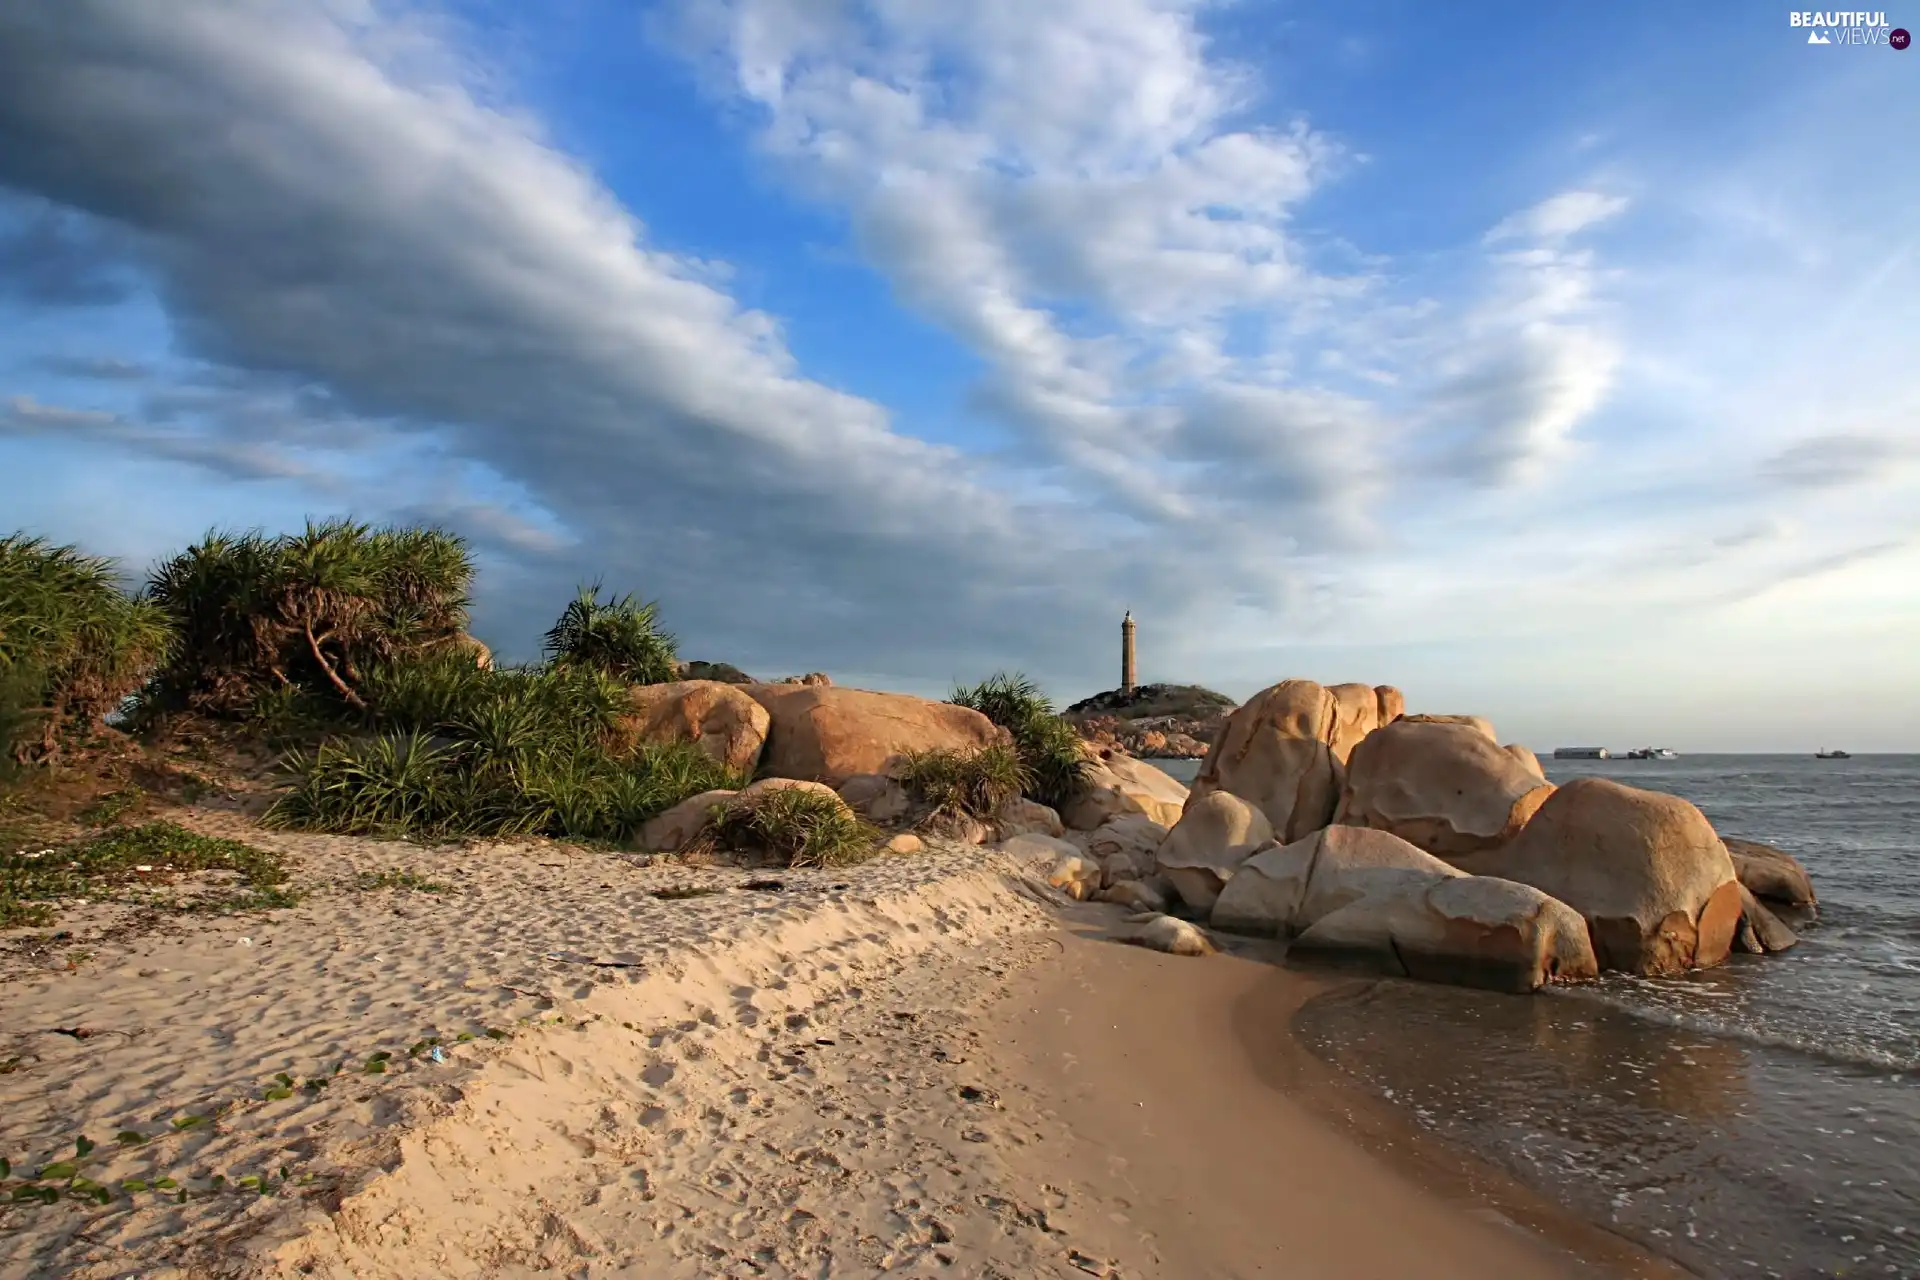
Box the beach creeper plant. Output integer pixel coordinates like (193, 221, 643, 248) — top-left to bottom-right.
(698, 786, 878, 869)
(895, 744, 1031, 823)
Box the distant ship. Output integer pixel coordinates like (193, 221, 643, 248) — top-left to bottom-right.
(1553, 746, 1611, 759)
(1815, 749, 1852, 759)
(1625, 747, 1678, 760)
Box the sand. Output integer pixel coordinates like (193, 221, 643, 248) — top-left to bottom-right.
(1, 809, 1682, 1279)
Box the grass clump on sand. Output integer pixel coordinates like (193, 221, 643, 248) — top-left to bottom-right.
(896, 744, 1031, 823)
(0, 820, 294, 928)
(0, 535, 173, 768)
(698, 787, 877, 869)
(949, 672, 1089, 811)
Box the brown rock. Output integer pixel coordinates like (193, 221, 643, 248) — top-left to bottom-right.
(1451, 777, 1742, 976)
(993, 797, 1065, 841)
(1289, 874, 1599, 993)
(744, 684, 1008, 787)
(640, 788, 738, 853)
(837, 773, 912, 825)
(1399, 713, 1497, 741)
(1335, 718, 1554, 858)
(1723, 838, 1817, 909)
(1045, 853, 1103, 901)
(1117, 913, 1216, 957)
(1186, 679, 1399, 842)
(1096, 879, 1170, 913)
(1061, 753, 1189, 830)
(612, 680, 771, 774)
(1735, 882, 1799, 952)
(1210, 825, 1460, 938)
(1153, 791, 1274, 914)
(883, 832, 926, 856)
(735, 777, 850, 810)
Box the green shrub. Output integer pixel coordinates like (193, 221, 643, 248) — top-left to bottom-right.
(950, 672, 1090, 811)
(896, 744, 1031, 821)
(0, 534, 174, 764)
(543, 583, 678, 684)
(701, 787, 876, 868)
(142, 520, 475, 719)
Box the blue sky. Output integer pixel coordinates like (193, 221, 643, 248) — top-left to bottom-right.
(1, 1, 1916, 751)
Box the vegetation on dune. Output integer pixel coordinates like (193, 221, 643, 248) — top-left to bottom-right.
(949, 671, 1090, 811)
(0, 820, 293, 928)
(896, 744, 1031, 822)
(697, 786, 878, 869)
(139, 520, 475, 721)
(1063, 682, 1235, 721)
(0, 535, 173, 767)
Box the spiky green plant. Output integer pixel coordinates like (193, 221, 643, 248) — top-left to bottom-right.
(142, 520, 473, 719)
(542, 583, 678, 684)
(895, 744, 1031, 821)
(0, 534, 174, 763)
(949, 671, 1090, 810)
(702, 787, 877, 869)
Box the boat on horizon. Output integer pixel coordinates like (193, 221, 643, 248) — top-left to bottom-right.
(1815, 749, 1852, 759)
(1625, 747, 1678, 760)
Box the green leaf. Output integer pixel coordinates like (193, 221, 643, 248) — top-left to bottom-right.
(262, 1087, 294, 1101)
(303, 1078, 327, 1092)
(120, 1179, 148, 1193)
(38, 1161, 77, 1180)
(114, 1131, 146, 1146)
(274, 1072, 294, 1087)
(171, 1114, 208, 1130)
(484, 1028, 509, 1040)
(363, 1060, 387, 1075)
(279, 1165, 292, 1180)
(0, 1157, 9, 1179)
(367, 1050, 392, 1063)
(176, 1189, 187, 1203)
(210, 1174, 225, 1189)
(153, 1177, 178, 1190)
(455, 1031, 475, 1042)
(74, 1136, 95, 1158)
(236, 1175, 262, 1190)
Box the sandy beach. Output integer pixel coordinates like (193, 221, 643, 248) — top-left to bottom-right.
(0, 806, 1686, 1280)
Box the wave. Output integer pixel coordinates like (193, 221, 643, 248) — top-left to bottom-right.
(1542, 983, 1920, 1074)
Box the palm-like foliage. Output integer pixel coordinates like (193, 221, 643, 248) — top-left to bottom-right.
(543, 583, 678, 684)
(0, 534, 173, 763)
(143, 520, 474, 717)
(950, 671, 1090, 810)
(896, 744, 1032, 821)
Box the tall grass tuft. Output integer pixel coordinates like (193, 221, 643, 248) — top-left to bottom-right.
(0, 534, 174, 764)
(949, 671, 1090, 811)
(895, 744, 1031, 822)
(543, 583, 678, 684)
(701, 787, 877, 869)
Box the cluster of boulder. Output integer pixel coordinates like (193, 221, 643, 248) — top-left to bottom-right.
(610, 671, 1817, 998)
(1021, 678, 1817, 993)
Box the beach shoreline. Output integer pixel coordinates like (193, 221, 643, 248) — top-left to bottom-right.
(1, 807, 1689, 1279)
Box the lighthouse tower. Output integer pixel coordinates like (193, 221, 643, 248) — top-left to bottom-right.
(1120, 611, 1137, 696)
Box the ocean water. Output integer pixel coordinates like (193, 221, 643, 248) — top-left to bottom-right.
(1267, 755, 1920, 1279)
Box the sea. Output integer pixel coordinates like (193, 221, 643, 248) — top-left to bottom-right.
(1151, 754, 1920, 1280)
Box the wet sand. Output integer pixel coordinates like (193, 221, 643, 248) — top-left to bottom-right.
(983, 911, 1690, 1279)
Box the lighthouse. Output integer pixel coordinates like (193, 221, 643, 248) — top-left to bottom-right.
(1120, 611, 1137, 696)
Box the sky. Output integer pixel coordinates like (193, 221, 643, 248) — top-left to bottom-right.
(1, 1, 1916, 752)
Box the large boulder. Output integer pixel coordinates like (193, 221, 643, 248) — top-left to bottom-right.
(993, 797, 1066, 842)
(1334, 718, 1555, 858)
(998, 831, 1083, 871)
(1061, 752, 1189, 830)
(1081, 813, 1172, 887)
(613, 680, 771, 774)
(1097, 878, 1171, 913)
(1186, 679, 1403, 841)
(1290, 875, 1599, 993)
(640, 788, 738, 853)
(1210, 825, 1460, 938)
(1450, 777, 1742, 976)
(744, 684, 1009, 787)
(1723, 838, 1817, 910)
(1153, 791, 1274, 915)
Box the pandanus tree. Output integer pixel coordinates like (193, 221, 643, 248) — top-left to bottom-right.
(542, 583, 679, 684)
(144, 520, 475, 715)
